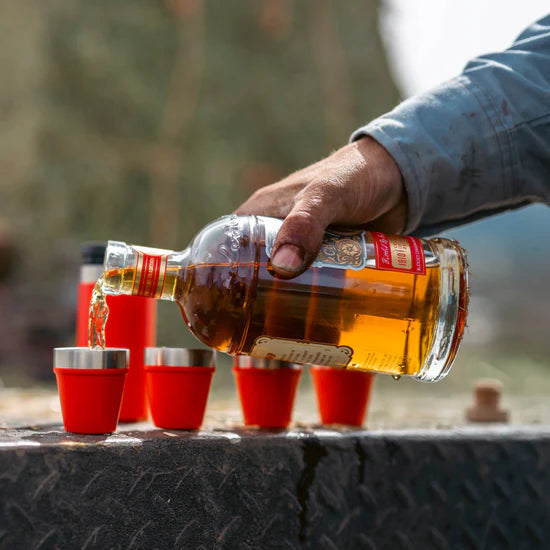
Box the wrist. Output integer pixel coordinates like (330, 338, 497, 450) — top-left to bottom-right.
(355, 136, 407, 233)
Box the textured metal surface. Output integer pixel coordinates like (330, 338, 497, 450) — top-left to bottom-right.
(0, 425, 549, 549)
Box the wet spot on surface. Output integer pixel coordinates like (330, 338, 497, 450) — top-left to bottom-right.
(501, 99, 510, 116)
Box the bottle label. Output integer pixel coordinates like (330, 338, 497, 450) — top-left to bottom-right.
(371, 232, 426, 275)
(250, 336, 353, 367)
(265, 226, 368, 271)
(133, 247, 168, 298)
(264, 220, 426, 274)
(311, 228, 367, 270)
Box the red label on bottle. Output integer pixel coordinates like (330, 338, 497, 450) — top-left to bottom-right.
(133, 251, 168, 298)
(371, 232, 426, 275)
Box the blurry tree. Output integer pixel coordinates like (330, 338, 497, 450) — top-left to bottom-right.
(0, 0, 399, 383)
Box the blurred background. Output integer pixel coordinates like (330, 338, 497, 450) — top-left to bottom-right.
(0, 0, 549, 405)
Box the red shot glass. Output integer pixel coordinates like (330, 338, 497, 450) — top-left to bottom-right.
(310, 366, 374, 427)
(233, 357, 302, 429)
(144, 348, 215, 430)
(53, 347, 129, 434)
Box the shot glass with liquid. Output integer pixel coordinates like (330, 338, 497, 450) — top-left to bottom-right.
(53, 347, 129, 434)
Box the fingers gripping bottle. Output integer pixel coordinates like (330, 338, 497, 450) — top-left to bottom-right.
(101, 215, 468, 382)
(77, 242, 156, 421)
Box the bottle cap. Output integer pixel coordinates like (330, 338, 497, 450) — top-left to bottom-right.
(80, 242, 106, 265)
(233, 356, 301, 370)
(54, 347, 128, 369)
(144, 347, 215, 367)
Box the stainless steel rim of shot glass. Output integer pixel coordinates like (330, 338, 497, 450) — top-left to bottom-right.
(144, 347, 216, 368)
(233, 356, 302, 370)
(53, 347, 129, 369)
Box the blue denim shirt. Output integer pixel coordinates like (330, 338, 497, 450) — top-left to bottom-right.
(351, 15, 550, 236)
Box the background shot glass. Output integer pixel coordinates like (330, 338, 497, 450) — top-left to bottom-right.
(144, 347, 215, 429)
(233, 356, 302, 429)
(310, 366, 374, 426)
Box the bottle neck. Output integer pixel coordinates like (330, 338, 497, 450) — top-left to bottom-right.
(102, 241, 187, 301)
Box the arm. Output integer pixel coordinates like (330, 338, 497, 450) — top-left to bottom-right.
(352, 14, 550, 235)
(236, 15, 550, 276)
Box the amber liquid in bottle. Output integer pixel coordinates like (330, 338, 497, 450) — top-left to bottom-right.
(104, 238, 467, 378)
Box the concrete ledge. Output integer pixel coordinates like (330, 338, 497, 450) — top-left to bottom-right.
(1, 423, 549, 549)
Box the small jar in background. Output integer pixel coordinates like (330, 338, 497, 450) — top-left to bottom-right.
(76, 242, 156, 422)
(233, 356, 302, 429)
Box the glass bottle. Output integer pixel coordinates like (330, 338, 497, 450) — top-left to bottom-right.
(101, 215, 468, 382)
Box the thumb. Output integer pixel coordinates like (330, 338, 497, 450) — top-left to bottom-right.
(269, 186, 342, 278)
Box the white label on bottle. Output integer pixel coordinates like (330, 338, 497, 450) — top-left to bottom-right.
(250, 336, 353, 367)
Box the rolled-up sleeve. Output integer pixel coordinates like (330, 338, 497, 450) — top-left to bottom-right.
(351, 15, 550, 235)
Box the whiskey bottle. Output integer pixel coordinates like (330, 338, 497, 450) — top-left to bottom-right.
(100, 215, 468, 381)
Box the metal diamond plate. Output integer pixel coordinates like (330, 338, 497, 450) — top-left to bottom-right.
(0, 426, 549, 549)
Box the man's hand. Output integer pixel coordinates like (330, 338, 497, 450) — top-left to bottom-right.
(235, 136, 407, 277)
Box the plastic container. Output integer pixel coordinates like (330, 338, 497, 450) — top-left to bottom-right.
(76, 242, 156, 422)
(233, 356, 302, 428)
(310, 366, 374, 426)
(53, 347, 128, 434)
(144, 348, 215, 430)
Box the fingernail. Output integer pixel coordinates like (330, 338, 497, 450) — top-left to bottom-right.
(271, 244, 304, 273)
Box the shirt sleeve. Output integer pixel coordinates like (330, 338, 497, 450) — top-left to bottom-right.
(350, 15, 550, 236)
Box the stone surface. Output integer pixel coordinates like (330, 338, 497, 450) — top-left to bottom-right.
(1, 387, 550, 549)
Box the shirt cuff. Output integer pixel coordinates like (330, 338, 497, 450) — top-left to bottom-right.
(351, 76, 515, 235)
